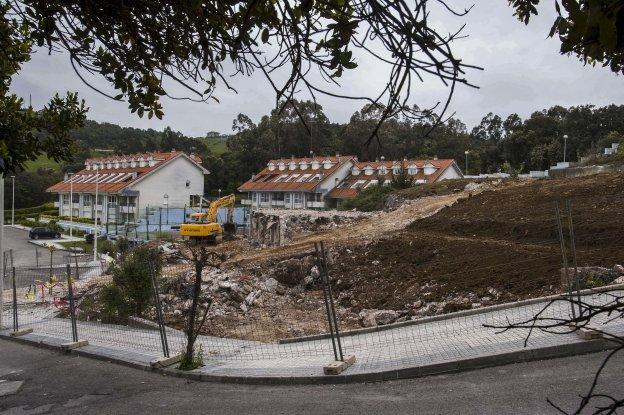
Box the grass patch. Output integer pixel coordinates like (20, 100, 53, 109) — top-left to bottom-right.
(23, 155, 61, 172)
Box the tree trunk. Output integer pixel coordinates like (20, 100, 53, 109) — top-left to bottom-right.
(184, 260, 203, 362)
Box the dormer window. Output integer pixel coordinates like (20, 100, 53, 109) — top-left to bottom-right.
(322, 160, 333, 169)
(311, 161, 320, 170)
(148, 158, 156, 167)
(106, 162, 112, 169)
(130, 160, 137, 168)
(278, 162, 286, 171)
(392, 166, 401, 174)
(85, 163, 91, 170)
(407, 164, 418, 175)
(268, 162, 276, 171)
(138, 158, 146, 167)
(378, 166, 387, 175)
(423, 163, 437, 175)
(351, 167, 360, 175)
(364, 166, 374, 176)
(114, 161, 120, 169)
(122, 161, 128, 168)
(299, 162, 309, 170)
(288, 161, 297, 170)
(99, 162, 105, 170)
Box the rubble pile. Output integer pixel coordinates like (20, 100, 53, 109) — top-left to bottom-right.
(250, 209, 372, 246)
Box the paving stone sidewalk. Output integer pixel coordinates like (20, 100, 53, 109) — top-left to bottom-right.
(2, 290, 622, 383)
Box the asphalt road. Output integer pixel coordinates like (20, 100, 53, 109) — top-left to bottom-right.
(0, 340, 622, 414)
(2, 227, 67, 268)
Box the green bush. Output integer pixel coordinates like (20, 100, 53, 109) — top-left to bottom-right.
(100, 246, 162, 318)
(341, 183, 394, 212)
(98, 239, 117, 256)
(100, 284, 131, 323)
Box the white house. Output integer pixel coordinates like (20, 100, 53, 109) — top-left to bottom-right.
(47, 151, 209, 224)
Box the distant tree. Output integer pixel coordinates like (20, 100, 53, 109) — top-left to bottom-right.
(510, 0, 624, 75)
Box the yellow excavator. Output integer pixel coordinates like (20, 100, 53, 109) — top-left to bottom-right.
(180, 194, 236, 243)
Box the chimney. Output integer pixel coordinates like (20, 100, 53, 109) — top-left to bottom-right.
(433, 155, 438, 160)
(380, 156, 385, 161)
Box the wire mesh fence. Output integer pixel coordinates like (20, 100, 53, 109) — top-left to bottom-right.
(2, 190, 623, 371)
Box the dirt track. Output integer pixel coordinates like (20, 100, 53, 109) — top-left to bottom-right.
(225, 191, 471, 267)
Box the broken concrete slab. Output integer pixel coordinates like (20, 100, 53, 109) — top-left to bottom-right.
(0, 380, 24, 397)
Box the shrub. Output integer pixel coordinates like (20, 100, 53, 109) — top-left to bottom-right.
(99, 284, 131, 323)
(98, 239, 117, 256)
(341, 184, 394, 212)
(110, 245, 162, 317)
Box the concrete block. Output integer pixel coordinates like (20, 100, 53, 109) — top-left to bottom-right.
(577, 327, 603, 340)
(10, 328, 33, 337)
(61, 340, 89, 351)
(150, 354, 183, 369)
(323, 355, 356, 376)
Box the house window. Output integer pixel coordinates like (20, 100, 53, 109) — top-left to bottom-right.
(62, 194, 69, 204)
(97, 195, 104, 205)
(364, 167, 373, 175)
(252, 193, 257, 202)
(407, 166, 418, 175)
(72, 193, 80, 203)
(293, 193, 302, 205)
(351, 167, 360, 175)
(108, 195, 118, 205)
(285, 193, 291, 204)
(83, 194, 92, 206)
(351, 180, 366, 189)
(312, 193, 322, 202)
(260, 193, 269, 203)
(379, 166, 387, 175)
(275, 192, 285, 201)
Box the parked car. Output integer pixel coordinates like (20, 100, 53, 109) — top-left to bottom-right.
(29, 227, 61, 240)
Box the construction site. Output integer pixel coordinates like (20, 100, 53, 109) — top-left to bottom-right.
(28, 172, 617, 344)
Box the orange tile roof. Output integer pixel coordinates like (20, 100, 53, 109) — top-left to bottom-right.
(326, 159, 458, 199)
(47, 151, 203, 194)
(238, 156, 355, 192)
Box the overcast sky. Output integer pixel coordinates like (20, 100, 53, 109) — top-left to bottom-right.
(11, 1, 624, 137)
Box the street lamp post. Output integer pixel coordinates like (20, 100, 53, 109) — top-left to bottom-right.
(10, 175, 15, 226)
(68, 172, 74, 238)
(563, 135, 568, 163)
(0, 175, 4, 329)
(163, 194, 169, 225)
(93, 166, 99, 260)
(464, 150, 469, 175)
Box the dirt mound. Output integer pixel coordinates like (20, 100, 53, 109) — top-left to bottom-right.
(332, 173, 624, 313)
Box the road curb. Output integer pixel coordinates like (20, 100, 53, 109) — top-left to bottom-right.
(1, 330, 618, 385)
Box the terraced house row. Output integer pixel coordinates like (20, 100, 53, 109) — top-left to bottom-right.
(238, 155, 464, 209)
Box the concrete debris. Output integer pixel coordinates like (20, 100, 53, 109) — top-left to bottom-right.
(561, 266, 622, 289)
(359, 309, 400, 327)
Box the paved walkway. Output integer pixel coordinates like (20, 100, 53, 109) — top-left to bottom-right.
(3, 288, 622, 382)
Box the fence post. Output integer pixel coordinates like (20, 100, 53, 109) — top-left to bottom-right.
(66, 264, 79, 342)
(146, 206, 150, 241)
(565, 201, 583, 317)
(159, 207, 162, 235)
(12, 267, 18, 332)
(315, 241, 344, 362)
(149, 263, 169, 358)
(555, 202, 576, 319)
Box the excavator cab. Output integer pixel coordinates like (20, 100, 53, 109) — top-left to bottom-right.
(180, 194, 236, 243)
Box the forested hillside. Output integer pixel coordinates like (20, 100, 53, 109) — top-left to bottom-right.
(5, 101, 624, 209)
